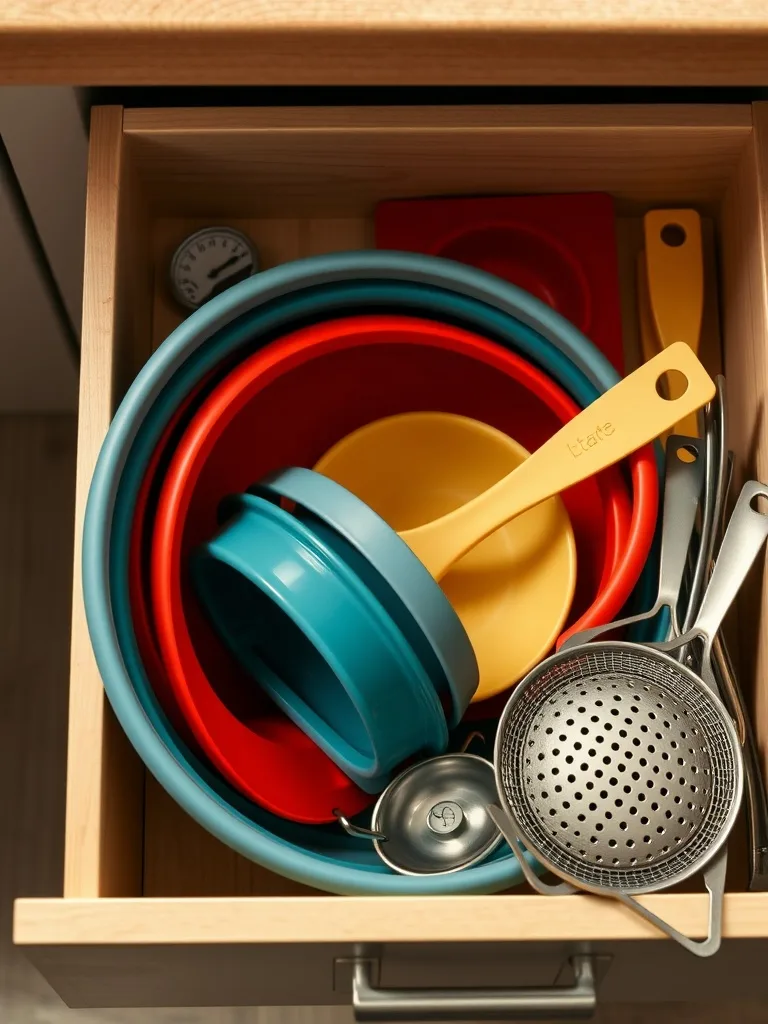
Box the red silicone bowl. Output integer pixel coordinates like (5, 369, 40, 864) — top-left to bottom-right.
(151, 314, 656, 822)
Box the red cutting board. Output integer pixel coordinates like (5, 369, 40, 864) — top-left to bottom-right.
(375, 193, 625, 374)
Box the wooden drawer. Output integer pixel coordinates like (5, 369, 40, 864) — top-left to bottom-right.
(13, 103, 768, 1009)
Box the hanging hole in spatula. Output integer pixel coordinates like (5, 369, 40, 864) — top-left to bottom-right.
(675, 442, 699, 465)
(660, 223, 688, 248)
(750, 492, 768, 516)
(656, 369, 690, 403)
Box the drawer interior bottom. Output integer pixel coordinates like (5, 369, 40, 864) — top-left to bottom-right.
(142, 210, 741, 900)
(56, 106, 768, 917)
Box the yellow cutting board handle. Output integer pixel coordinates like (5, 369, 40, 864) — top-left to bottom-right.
(644, 209, 704, 437)
(401, 343, 715, 580)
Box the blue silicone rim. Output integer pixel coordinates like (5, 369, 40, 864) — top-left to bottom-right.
(87, 253, 660, 893)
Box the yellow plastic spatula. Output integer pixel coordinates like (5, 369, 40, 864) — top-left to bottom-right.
(400, 342, 715, 581)
(643, 209, 704, 437)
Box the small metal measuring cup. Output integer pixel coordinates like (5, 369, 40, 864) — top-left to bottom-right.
(335, 733, 501, 875)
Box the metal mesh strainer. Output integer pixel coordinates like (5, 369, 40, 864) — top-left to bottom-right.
(497, 644, 739, 894)
(490, 480, 768, 957)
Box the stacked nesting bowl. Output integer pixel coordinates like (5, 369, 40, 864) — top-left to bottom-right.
(84, 251, 662, 894)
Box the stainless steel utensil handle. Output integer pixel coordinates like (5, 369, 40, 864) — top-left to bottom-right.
(560, 434, 703, 652)
(721, 451, 734, 541)
(351, 956, 596, 1021)
(711, 377, 730, 560)
(490, 804, 727, 959)
(694, 479, 768, 644)
(711, 634, 747, 745)
(335, 811, 387, 842)
(616, 846, 727, 958)
(680, 376, 728, 650)
(487, 807, 727, 958)
(712, 635, 768, 890)
(703, 397, 768, 888)
(681, 392, 722, 633)
(656, 435, 705, 619)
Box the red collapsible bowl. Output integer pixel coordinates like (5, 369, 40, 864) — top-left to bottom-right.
(151, 315, 655, 822)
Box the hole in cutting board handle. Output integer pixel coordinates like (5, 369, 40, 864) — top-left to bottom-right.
(655, 369, 689, 401)
(660, 223, 687, 248)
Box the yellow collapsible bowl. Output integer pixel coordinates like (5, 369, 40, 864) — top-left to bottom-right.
(314, 412, 577, 702)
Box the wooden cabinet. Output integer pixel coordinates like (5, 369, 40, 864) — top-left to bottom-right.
(3, 4, 768, 85)
(13, 102, 768, 1009)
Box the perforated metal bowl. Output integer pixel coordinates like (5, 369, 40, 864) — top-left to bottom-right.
(495, 642, 742, 895)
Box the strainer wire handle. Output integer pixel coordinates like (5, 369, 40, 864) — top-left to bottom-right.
(488, 807, 727, 957)
(614, 846, 727, 958)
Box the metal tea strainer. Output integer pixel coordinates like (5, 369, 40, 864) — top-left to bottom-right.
(490, 480, 768, 956)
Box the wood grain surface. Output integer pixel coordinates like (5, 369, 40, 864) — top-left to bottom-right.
(57, 100, 766, 910)
(15, 891, 768, 946)
(16, 103, 768, 1009)
(124, 105, 751, 221)
(143, 209, 744, 902)
(1, 415, 766, 1024)
(3, 1, 768, 86)
(62, 106, 147, 901)
(720, 104, 768, 784)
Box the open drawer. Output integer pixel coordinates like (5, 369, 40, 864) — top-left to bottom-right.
(13, 103, 768, 1009)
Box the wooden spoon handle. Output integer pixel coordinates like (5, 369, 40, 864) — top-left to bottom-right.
(401, 343, 715, 580)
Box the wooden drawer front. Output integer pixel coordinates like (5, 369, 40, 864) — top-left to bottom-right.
(14, 103, 768, 1009)
(4, 8, 768, 87)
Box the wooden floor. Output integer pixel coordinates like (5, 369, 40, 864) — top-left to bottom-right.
(1, 413, 767, 1022)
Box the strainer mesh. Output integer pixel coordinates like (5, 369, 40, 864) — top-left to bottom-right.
(498, 645, 739, 892)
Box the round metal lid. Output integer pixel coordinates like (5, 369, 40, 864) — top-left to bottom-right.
(372, 753, 501, 875)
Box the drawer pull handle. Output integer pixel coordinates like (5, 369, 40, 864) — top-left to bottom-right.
(351, 954, 596, 1021)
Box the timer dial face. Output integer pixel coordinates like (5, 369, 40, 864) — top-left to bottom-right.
(169, 227, 257, 310)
